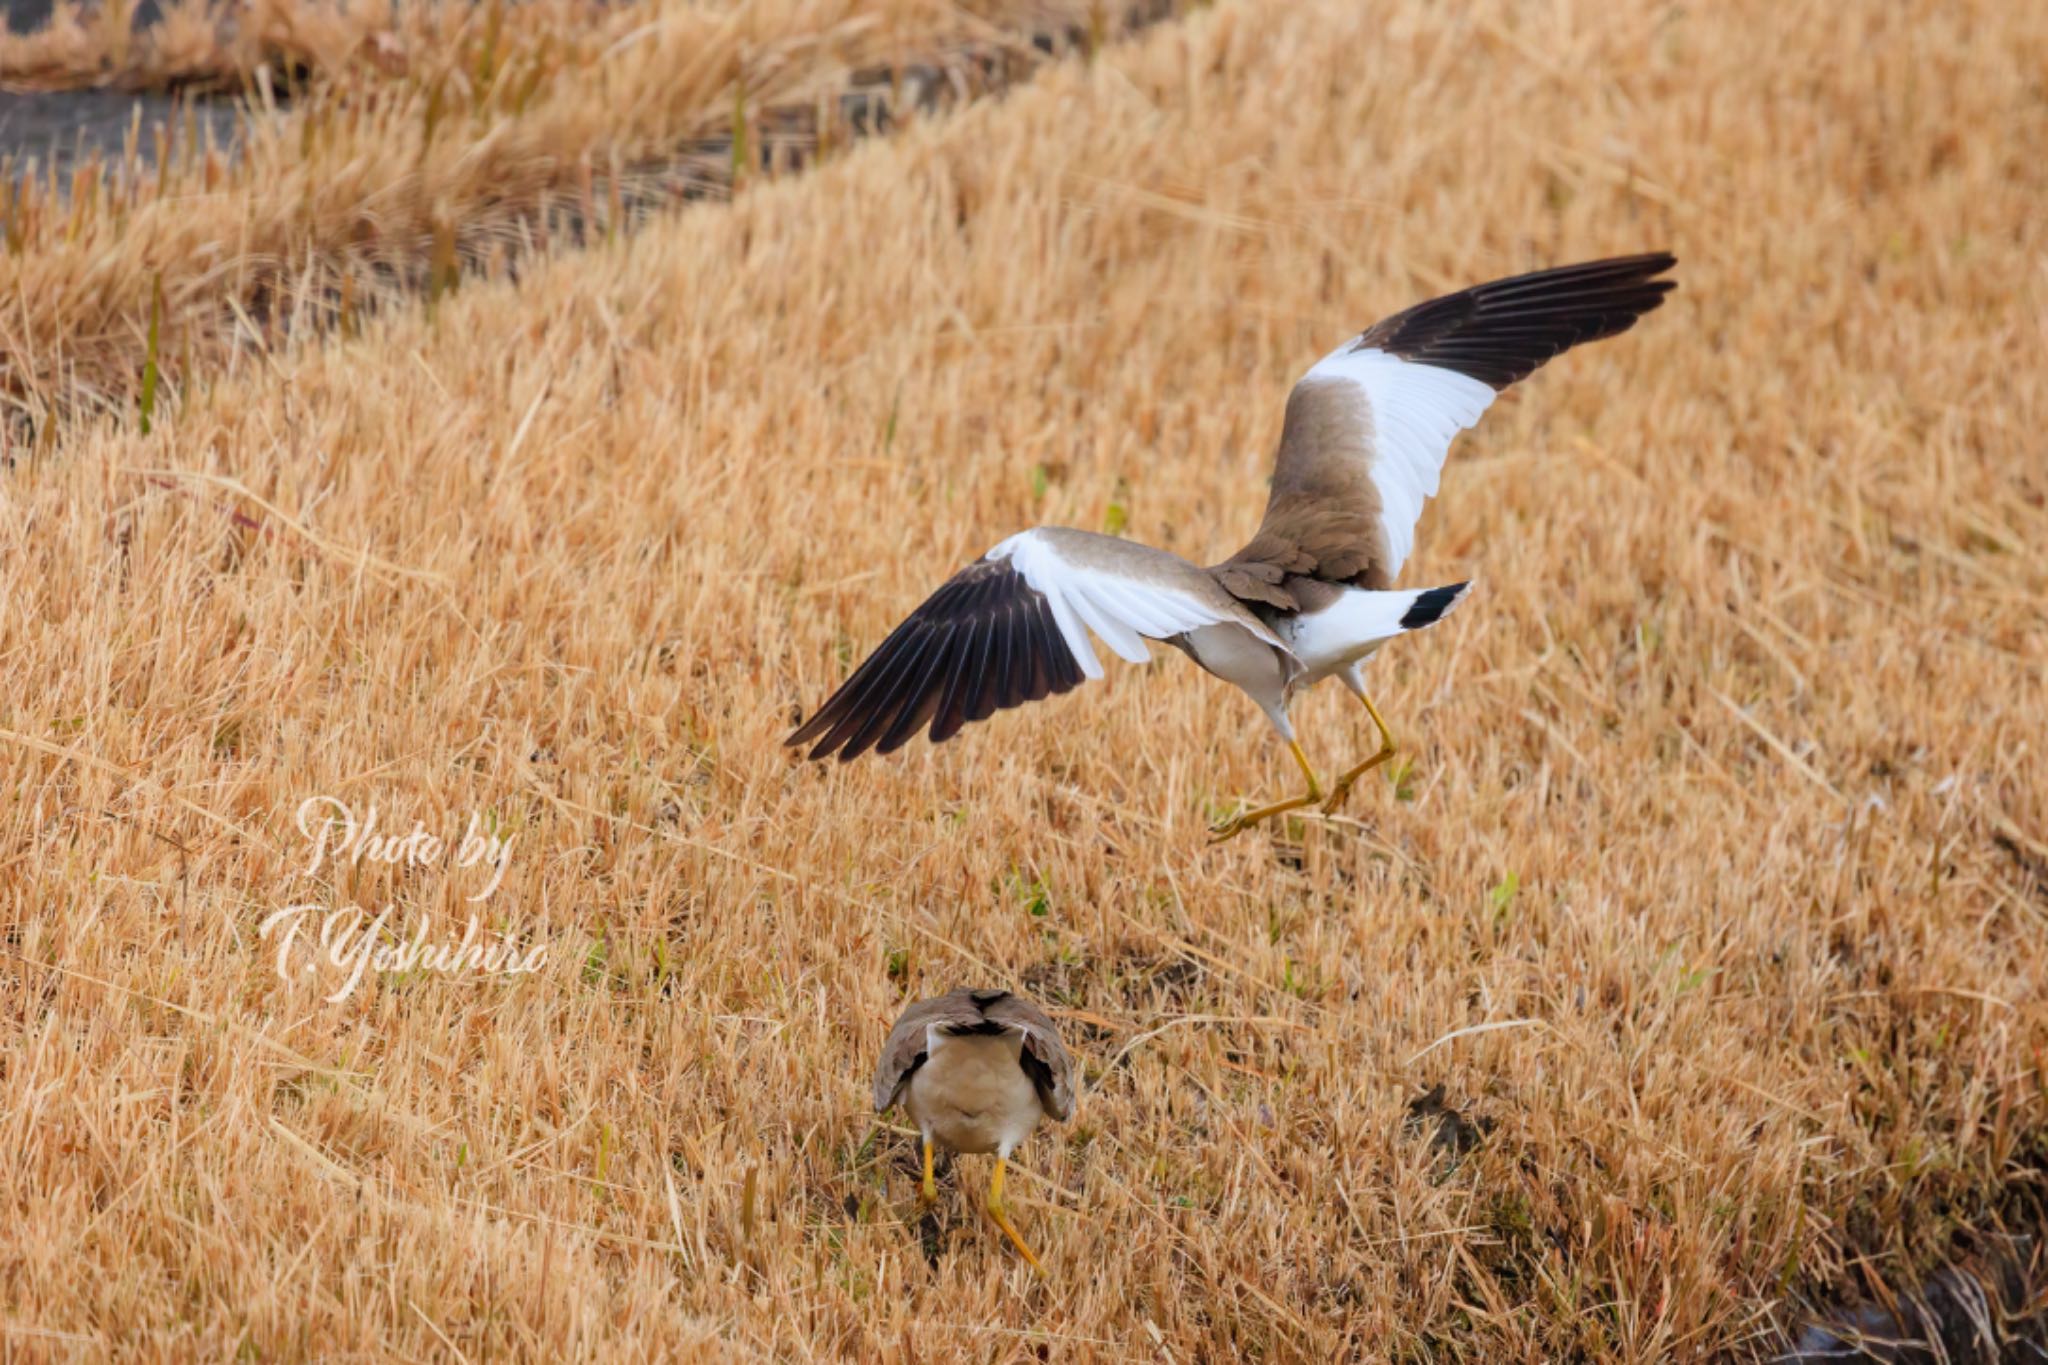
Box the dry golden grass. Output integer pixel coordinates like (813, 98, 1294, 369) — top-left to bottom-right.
(0, 0, 551, 91)
(1, 0, 1097, 89)
(3, 0, 2046, 1358)
(0, 0, 1150, 425)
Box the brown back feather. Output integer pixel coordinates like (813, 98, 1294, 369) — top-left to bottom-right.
(871, 988, 1076, 1121)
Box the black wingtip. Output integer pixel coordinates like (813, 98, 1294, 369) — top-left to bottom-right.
(784, 556, 1087, 763)
(1399, 582, 1470, 631)
(1356, 253, 1679, 390)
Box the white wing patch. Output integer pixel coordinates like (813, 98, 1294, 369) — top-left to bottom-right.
(1301, 345, 1496, 581)
(988, 529, 1279, 680)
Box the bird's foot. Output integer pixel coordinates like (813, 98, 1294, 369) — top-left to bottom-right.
(1319, 745, 1396, 816)
(985, 1156, 1046, 1275)
(1208, 808, 1255, 842)
(1209, 793, 1319, 842)
(987, 1198, 1045, 1276)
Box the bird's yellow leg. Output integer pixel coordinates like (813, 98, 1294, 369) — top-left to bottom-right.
(919, 1136, 937, 1206)
(986, 1157, 1044, 1275)
(1321, 687, 1397, 816)
(1211, 739, 1323, 842)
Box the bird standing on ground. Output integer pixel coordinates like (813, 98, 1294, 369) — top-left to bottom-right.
(790, 254, 1677, 838)
(873, 987, 1075, 1273)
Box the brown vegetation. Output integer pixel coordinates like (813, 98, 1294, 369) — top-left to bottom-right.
(0, 0, 1168, 427)
(1, 0, 2044, 1358)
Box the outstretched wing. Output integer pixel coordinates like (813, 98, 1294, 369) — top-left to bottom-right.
(1213, 253, 1677, 610)
(789, 527, 1285, 761)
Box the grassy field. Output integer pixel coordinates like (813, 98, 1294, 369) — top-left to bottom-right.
(0, 0, 1158, 426)
(2, 0, 2046, 1358)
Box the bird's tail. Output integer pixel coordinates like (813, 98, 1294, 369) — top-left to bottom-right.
(1288, 581, 1471, 666)
(1390, 581, 1471, 633)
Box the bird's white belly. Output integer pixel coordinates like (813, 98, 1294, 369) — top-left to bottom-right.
(907, 1030, 1043, 1156)
(1288, 635, 1382, 687)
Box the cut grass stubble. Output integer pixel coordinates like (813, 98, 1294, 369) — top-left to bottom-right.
(0, 0, 2045, 1359)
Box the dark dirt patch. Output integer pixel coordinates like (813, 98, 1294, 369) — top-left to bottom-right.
(1404, 1083, 1492, 1159)
(1994, 827, 2048, 907)
(1774, 1238, 2048, 1362)
(1021, 945, 1210, 1021)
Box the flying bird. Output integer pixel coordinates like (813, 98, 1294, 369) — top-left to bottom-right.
(873, 987, 1075, 1273)
(790, 254, 1677, 838)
